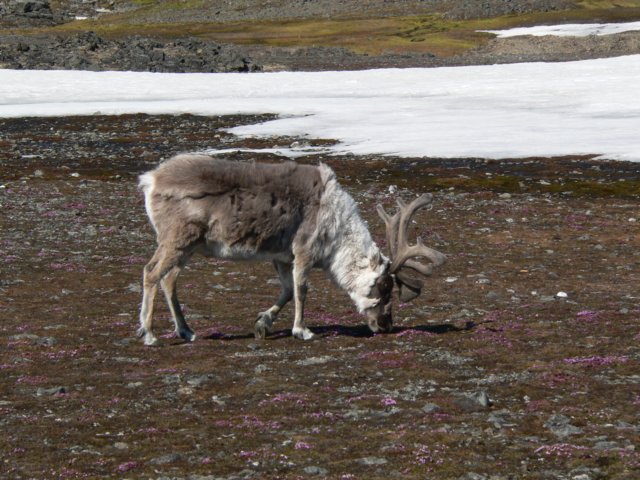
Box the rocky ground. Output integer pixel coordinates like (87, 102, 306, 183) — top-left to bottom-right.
(1, 114, 639, 479)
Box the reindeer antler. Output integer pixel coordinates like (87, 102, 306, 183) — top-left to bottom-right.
(376, 194, 446, 301)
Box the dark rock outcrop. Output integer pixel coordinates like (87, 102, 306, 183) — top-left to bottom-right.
(0, 31, 261, 72)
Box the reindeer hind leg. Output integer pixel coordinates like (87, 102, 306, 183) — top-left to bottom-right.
(138, 246, 190, 346)
(138, 248, 163, 346)
(160, 256, 196, 342)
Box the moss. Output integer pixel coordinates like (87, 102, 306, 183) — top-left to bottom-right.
(537, 178, 640, 198)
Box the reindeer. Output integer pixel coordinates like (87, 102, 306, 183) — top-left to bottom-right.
(137, 154, 446, 346)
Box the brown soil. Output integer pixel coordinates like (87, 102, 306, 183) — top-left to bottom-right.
(1, 114, 639, 479)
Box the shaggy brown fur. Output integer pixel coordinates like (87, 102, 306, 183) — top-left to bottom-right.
(148, 155, 325, 255)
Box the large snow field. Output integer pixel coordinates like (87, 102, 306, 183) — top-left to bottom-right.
(1, 53, 639, 161)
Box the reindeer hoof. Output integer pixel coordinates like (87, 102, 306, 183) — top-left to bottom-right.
(254, 313, 273, 340)
(143, 334, 160, 346)
(255, 321, 267, 340)
(137, 327, 160, 346)
(178, 329, 196, 343)
(254, 319, 270, 340)
(292, 327, 315, 341)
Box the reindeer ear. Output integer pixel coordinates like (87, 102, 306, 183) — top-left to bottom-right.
(395, 270, 423, 302)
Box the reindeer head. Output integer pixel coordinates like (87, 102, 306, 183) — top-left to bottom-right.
(366, 194, 446, 333)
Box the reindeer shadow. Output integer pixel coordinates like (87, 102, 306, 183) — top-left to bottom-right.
(394, 320, 476, 335)
(310, 321, 474, 338)
(202, 331, 255, 341)
(197, 320, 475, 342)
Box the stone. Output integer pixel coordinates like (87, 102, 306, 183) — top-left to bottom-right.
(36, 386, 66, 396)
(186, 374, 217, 387)
(545, 414, 583, 438)
(593, 441, 619, 451)
(422, 402, 442, 414)
(456, 391, 492, 411)
(150, 453, 183, 464)
(303, 466, 329, 475)
(488, 410, 516, 429)
(296, 356, 333, 366)
(34, 336, 56, 346)
(358, 457, 388, 466)
(459, 474, 488, 480)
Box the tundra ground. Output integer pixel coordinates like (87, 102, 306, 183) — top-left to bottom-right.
(1, 114, 639, 479)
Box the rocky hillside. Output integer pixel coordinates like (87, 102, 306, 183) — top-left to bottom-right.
(1, 0, 640, 72)
(2, 0, 578, 26)
(0, 31, 259, 72)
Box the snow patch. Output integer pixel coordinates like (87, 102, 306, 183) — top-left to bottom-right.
(480, 21, 640, 38)
(1, 55, 639, 161)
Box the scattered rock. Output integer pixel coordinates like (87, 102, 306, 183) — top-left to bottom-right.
(9, 333, 38, 341)
(545, 414, 583, 438)
(487, 410, 517, 429)
(422, 402, 442, 414)
(593, 440, 619, 451)
(186, 374, 217, 387)
(358, 457, 388, 466)
(254, 364, 269, 374)
(125, 282, 141, 293)
(456, 391, 493, 411)
(459, 474, 488, 480)
(34, 336, 57, 346)
(296, 356, 334, 366)
(150, 453, 183, 464)
(36, 386, 67, 396)
(303, 466, 329, 475)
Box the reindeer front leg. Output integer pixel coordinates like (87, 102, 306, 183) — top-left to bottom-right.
(255, 260, 293, 339)
(291, 255, 314, 340)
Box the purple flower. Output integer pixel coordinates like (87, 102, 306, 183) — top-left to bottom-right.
(534, 443, 588, 457)
(116, 461, 138, 473)
(381, 397, 397, 407)
(563, 355, 628, 367)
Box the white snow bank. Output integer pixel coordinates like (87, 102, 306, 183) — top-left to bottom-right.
(1, 55, 640, 160)
(480, 20, 640, 38)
